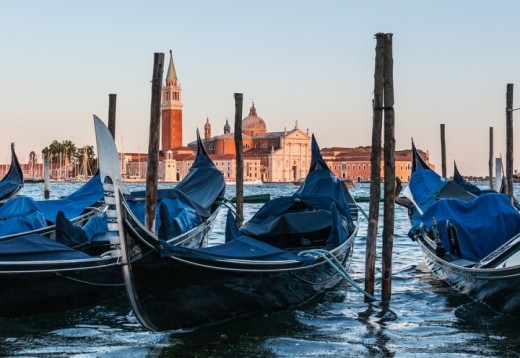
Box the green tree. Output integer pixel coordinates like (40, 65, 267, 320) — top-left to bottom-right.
(41, 140, 97, 178)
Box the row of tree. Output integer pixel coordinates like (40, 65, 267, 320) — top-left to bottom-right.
(39, 140, 98, 177)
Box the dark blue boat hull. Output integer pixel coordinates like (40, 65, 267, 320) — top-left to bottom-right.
(125, 231, 354, 330)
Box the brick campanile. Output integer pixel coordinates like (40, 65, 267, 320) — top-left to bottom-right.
(161, 50, 183, 151)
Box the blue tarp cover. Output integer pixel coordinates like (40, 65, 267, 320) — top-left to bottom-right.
(35, 174, 104, 223)
(417, 193, 520, 261)
(240, 195, 348, 238)
(240, 136, 353, 240)
(0, 234, 91, 261)
(160, 234, 313, 263)
(125, 196, 202, 238)
(0, 196, 47, 236)
(408, 168, 448, 213)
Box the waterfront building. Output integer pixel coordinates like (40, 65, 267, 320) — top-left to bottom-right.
(194, 103, 311, 182)
(321, 146, 433, 183)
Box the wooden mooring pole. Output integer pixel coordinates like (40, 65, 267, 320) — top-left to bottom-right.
(44, 157, 50, 199)
(506, 83, 514, 202)
(365, 33, 385, 299)
(108, 94, 117, 139)
(489, 127, 494, 190)
(381, 33, 395, 303)
(440, 124, 446, 178)
(144, 53, 165, 233)
(234, 93, 244, 227)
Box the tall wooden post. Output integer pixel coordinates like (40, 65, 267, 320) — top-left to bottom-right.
(381, 33, 395, 303)
(44, 157, 50, 199)
(489, 127, 494, 189)
(108, 94, 117, 139)
(234, 93, 244, 227)
(144, 53, 165, 233)
(440, 124, 446, 178)
(365, 33, 385, 299)
(506, 83, 514, 202)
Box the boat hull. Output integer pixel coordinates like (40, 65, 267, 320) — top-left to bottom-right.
(124, 222, 356, 330)
(0, 258, 123, 317)
(417, 234, 520, 315)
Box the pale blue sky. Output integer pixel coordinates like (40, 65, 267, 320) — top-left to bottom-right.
(1, 1, 520, 176)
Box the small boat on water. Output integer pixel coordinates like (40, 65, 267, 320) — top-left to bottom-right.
(293, 177, 305, 186)
(230, 193, 270, 203)
(112, 134, 359, 331)
(0, 143, 23, 203)
(342, 179, 355, 189)
(226, 178, 263, 185)
(399, 141, 520, 316)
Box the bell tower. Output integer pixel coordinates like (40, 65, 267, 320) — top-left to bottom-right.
(204, 117, 211, 140)
(161, 50, 183, 150)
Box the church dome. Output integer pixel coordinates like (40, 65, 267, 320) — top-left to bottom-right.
(242, 102, 266, 136)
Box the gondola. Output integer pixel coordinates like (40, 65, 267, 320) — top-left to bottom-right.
(0, 143, 24, 202)
(0, 116, 226, 318)
(400, 141, 520, 316)
(110, 134, 358, 331)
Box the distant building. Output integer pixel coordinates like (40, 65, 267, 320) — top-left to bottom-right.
(321, 146, 433, 183)
(117, 50, 433, 184)
(161, 51, 183, 151)
(191, 102, 311, 182)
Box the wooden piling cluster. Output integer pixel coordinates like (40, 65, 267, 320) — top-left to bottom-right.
(364, 34, 384, 299)
(365, 33, 396, 303)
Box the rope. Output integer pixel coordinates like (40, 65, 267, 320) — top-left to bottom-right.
(56, 273, 125, 287)
(352, 204, 369, 221)
(220, 198, 245, 222)
(298, 248, 378, 302)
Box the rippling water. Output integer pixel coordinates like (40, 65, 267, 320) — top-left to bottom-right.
(1, 182, 520, 357)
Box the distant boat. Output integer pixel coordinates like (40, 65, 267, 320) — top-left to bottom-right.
(292, 177, 305, 186)
(231, 193, 270, 203)
(226, 178, 263, 185)
(342, 179, 355, 189)
(25, 178, 44, 184)
(0, 143, 23, 202)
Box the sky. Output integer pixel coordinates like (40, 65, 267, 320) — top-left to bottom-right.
(1, 1, 520, 176)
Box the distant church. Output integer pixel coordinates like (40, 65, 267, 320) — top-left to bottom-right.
(158, 51, 312, 183)
(192, 102, 312, 182)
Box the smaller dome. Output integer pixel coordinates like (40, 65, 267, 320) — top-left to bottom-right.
(242, 102, 266, 136)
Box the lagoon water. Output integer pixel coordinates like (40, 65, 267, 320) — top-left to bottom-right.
(1, 182, 520, 357)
